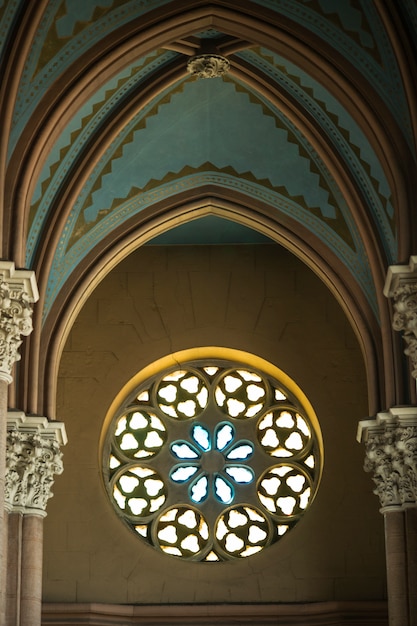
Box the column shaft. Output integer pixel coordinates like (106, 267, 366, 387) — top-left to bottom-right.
(20, 515, 43, 626)
(0, 379, 8, 623)
(385, 510, 409, 626)
(6, 512, 22, 625)
(405, 507, 417, 625)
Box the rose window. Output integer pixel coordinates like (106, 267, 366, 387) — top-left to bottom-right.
(103, 359, 322, 561)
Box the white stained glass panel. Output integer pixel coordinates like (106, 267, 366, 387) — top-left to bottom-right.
(178, 509, 198, 529)
(137, 390, 149, 402)
(172, 443, 199, 459)
(261, 428, 279, 448)
(300, 487, 311, 509)
(178, 400, 197, 416)
(225, 466, 253, 484)
(276, 411, 294, 428)
(109, 455, 121, 469)
(247, 384, 265, 401)
(215, 388, 226, 406)
(180, 375, 199, 393)
(241, 545, 263, 557)
(131, 467, 154, 478)
(275, 389, 287, 400)
(285, 432, 304, 450)
(246, 403, 263, 417)
(215, 477, 233, 504)
(164, 371, 187, 381)
(226, 444, 253, 460)
(192, 425, 210, 451)
(258, 412, 273, 430)
(197, 388, 208, 407)
(261, 476, 280, 495)
(224, 375, 242, 392)
(227, 398, 245, 417)
(130, 411, 149, 429)
(150, 495, 166, 512)
(277, 496, 296, 515)
(237, 370, 261, 382)
(119, 475, 139, 493)
(216, 424, 234, 451)
(181, 534, 200, 553)
(246, 508, 265, 523)
(150, 415, 165, 430)
(228, 510, 247, 528)
(297, 415, 310, 436)
(135, 525, 148, 537)
(191, 476, 208, 503)
(144, 478, 164, 496)
(129, 498, 148, 515)
(144, 431, 164, 448)
(286, 474, 305, 493)
(216, 518, 228, 540)
(305, 455, 315, 468)
(162, 547, 182, 556)
(225, 533, 244, 552)
(113, 487, 126, 510)
(248, 525, 267, 543)
(115, 417, 127, 436)
(171, 466, 198, 482)
(120, 433, 138, 450)
(158, 525, 177, 544)
(158, 384, 177, 402)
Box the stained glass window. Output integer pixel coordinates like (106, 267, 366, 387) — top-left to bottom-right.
(103, 358, 322, 561)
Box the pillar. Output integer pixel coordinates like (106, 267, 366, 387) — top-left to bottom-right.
(364, 255, 417, 626)
(5, 412, 66, 626)
(0, 262, 39, 624)
(358, 407, 417, 626)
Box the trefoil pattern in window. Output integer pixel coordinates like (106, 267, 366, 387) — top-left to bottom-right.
(103, 360, 321, 561)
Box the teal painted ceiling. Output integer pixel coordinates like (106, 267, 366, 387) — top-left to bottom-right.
(2, 0, 416, 324)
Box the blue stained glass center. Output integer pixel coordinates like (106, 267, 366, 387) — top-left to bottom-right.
(170, 421, 254, 504)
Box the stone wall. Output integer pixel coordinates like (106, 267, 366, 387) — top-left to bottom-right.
(43, 244, 385, 605)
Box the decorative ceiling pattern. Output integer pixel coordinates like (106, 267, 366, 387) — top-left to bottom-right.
(2, 0, 417, 335)
(42, 74, 378, 319)
(9, 0, 413, 156)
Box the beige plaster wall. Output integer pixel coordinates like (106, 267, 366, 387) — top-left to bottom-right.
(43, 244, 386, 604)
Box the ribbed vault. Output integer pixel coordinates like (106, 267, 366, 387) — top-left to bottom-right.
(1, 0, 417, 417)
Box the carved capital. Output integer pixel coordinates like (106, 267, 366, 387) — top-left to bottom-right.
(384, 256, 417, 378)
(358, 407, 417, 511)
(5, 412, 67, 516)
(0, 262, 38, 384)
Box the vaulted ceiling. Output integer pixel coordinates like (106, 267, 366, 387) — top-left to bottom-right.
(1, 0, 417, 415)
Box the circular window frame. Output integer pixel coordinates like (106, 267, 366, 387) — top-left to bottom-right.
(101, 348, 323, 561)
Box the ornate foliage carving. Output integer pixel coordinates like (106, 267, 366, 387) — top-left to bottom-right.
(5, 414, 66, 515)
(0, 263, 38, 383)
(358, 409, 417, 510)
(187, 54, 230, 79)
(384, 257, 417, 378)
(392, 283, 417, 377)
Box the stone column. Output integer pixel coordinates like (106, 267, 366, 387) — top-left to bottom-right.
(0, 262, 38, 623)
(358, 408, 417, 626)
(5, 412, 66, 626)
(370, 256, 417, 626)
